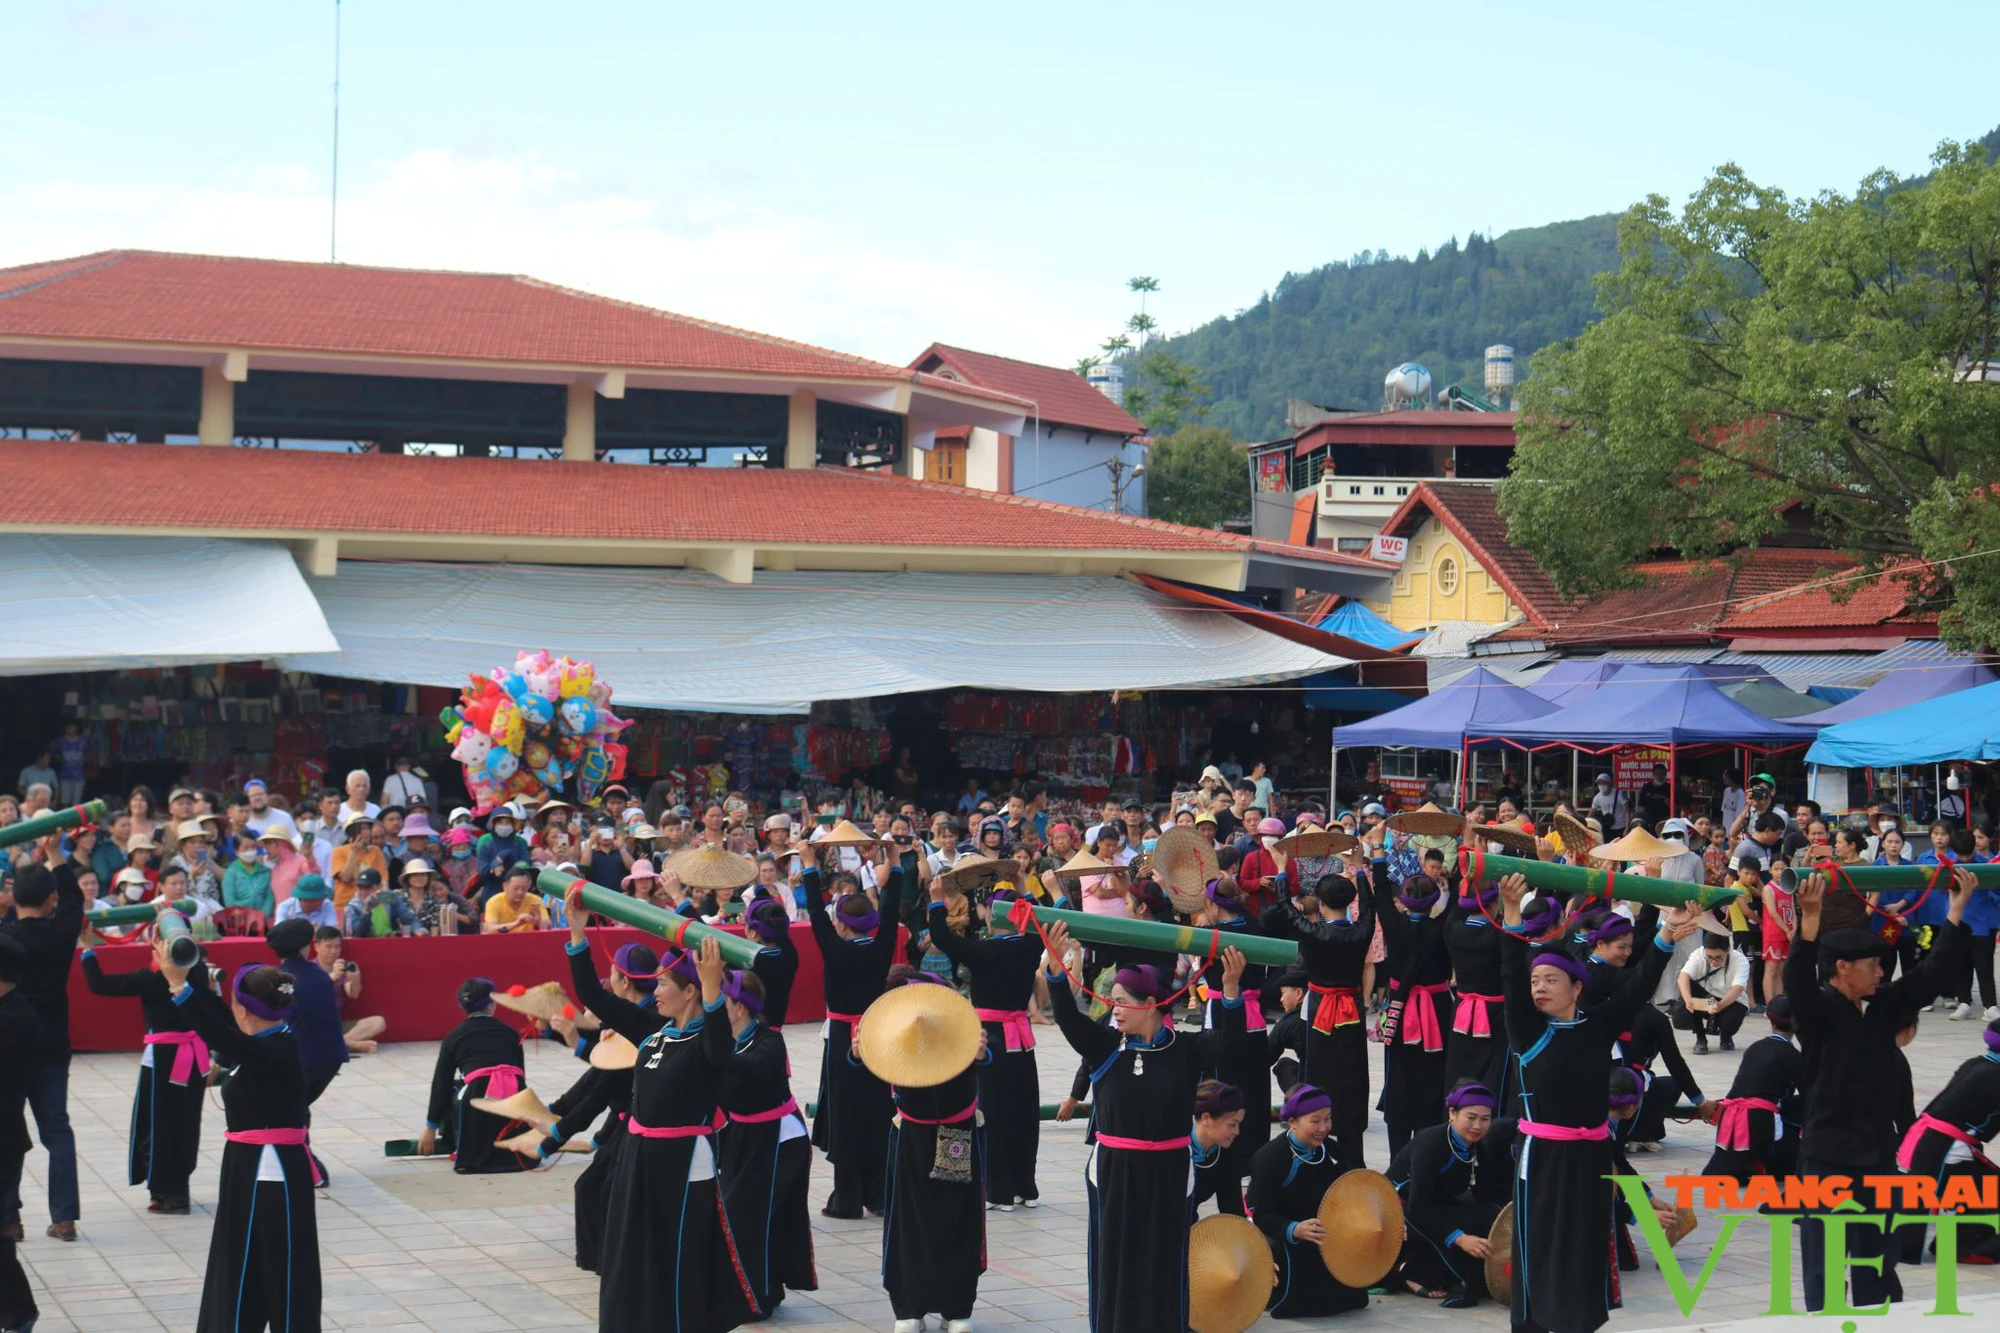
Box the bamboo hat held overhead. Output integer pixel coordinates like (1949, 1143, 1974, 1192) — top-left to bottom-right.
(815, 819, 879, 848)
(856, 983, 983, 1088)
(1152, 826, 1221, 912)
(490, 981, 570, 1025)
(1316, 1168, 1405, 1287)
(1187, 1214, 1276, 1333)
(1590, 827, 1689, 863)
(1554, 810, 1601, 855)
(1274, 826, 1359, 858)
(1386, 802, 1465, 837)
(1473, 822, 1542, 859)
(662, 845, 757, 891)
(1048, 849, 1121, 880)
(937, 855, 1013, 897)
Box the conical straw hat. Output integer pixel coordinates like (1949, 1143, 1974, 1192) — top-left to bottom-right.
(815, 819, 880, 848)
(937, 855, 1014, 897)
(496, 1128, 590, 1156)
(1473, 822, 1542, 858)
(1188, 1213, 1275, 1333)
(1553, 810, 1601, 854)
(1666, 1204, 1699, 1246)
(856, 983, 983, 1088)
(1274, 827, 1359, 858)
(663, 845, 757, 891)
(1485, 1202, 1515, 1302)
(1049, 849, 1118, 880)
(589, 1032, 638, 1071)
(1317, 1168, 1404, 1288)
(1589, 827, 1688, 864)
(471, 1086, 558, 1128)
(1153, 826, 1220, 912)
(1386, 802, 1465, 837)
(490, 981, 569, 1024)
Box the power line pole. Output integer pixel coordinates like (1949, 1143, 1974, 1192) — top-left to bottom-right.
(330, 0, 342, 262)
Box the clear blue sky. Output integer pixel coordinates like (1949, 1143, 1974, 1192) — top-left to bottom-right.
(1, 2, 1991, 369)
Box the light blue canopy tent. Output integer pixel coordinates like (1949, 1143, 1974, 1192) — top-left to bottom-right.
(1806, 679, 2000, 767)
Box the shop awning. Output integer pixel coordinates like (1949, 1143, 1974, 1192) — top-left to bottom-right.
(0, 534, 337, 675)
(276, 562, 1359, 714)
(1331, 667, 1559, 750)
(1807, 679, 2000, 767)
(1479, 666, 1821, 749)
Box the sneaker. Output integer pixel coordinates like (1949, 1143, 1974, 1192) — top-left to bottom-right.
(946, 1321, 974, 1333)
(1720, 1037, 1735, 1051)
(994, 1202, 1014, 1212)
(1952, 1003, 1975, 1021)
(1692, 1039, 1710, 1055)
(46, 1222, 76, 1242)
(893, 1320, 926, 1333)
(1986, 1007, 2000, 1022)
(1020, 1197, 1039, 1209)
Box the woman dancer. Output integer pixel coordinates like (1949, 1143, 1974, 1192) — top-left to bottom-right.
(1247, 1083, 1368, 1318)
(418, 977, 526, 1174)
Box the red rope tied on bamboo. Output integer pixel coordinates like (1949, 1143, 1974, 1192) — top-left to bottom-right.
(1008, 896, 1216, 1013)
(1812, 858, 1947, 923)
(1459, 844, 1601, 945)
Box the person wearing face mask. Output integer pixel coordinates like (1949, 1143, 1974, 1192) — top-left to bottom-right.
(439, 827, 481, 899)
(258, 828, 308, 908)
(1236, 817, 1285, 916)
(475, 806, 531, 901)
(222, 834, 275, 917)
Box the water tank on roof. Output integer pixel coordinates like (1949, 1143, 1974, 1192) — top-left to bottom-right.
(1088, 360, 1125, 407)
(1484, 344, 1516, 403)
(1383, 361, 1432, 410)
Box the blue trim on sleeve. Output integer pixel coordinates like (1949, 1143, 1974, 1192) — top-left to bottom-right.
(1654, 936, 1675, 953)
(1285, 1221, 1300, 1242)
(1215, 994, 1244, 1009)
(170, 983, 193, 1005)
(1446, 1228, 1464, 1246)
(80, 948, 95, 960)
(564, 940, 590, 957)
(702, 997, 725, 1014)
(424, 1120, 440, 1131)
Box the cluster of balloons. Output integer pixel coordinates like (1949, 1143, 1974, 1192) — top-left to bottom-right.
(444, 651, 630, 811)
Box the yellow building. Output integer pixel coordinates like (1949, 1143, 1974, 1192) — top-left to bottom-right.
(1364, 482, 1546, 634)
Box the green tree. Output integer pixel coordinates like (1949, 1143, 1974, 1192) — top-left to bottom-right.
(1124, 350, 1209, 436)
(1498, 141, 2000, 647)
(1145, 424, 1246, 528)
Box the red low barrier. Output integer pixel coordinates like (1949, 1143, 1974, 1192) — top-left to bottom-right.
(68, 921, 843, 1051)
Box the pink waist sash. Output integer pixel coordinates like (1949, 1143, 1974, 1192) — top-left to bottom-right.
(1715, 1097, 1779, 1151)
(1452, 991, 1503, 1037)
(628, 1118, 714, 1140)
(1242, 990, 1265, 1032)
(1898, 1112, 1991, 1172)
(727, 1098, 802, 1125)
(900, 1102, 977, 1126)
(1517, 1119, 1610, 1142)
(826, 1010, 862, 1036)
(143, 1030, 212, 1085)
(1095, 1132, 1191, 1151)
(464, 1064, 522, 1101)
(225, 1127, 322, 1185)
(975, 1008, 1036, 1052)
(1402, 982, 1450, 1051)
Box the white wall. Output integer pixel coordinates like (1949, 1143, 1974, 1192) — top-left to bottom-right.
(1010, 424, 1145, 514)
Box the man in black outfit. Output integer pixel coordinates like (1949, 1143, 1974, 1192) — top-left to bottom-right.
(0, 863, 82, 1242)
(268, 918, 348, 1186)
(1637, 763, 1675, 830)
(0, 934, 41, 1331)
(1785, 866, 1976, 1313)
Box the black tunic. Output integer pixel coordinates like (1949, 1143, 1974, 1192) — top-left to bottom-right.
(1374, 877, 1453, 1153)
(567, 941, 757, 1333)
(1048, 973, 1246, 1333)
(0, 989, 41, 1332)
(926, 903, 1045, 1205)
(1902, 1049, 2000, 1255)
(542, 1059, 629, 1272)
(1202, 913, 1275, 1173)
(1390, 1118, 1518, 1300)
(81, 952, 210, 1204)
(1262, 884, 1375, 1166)
(425, 1013, 526, 1174)
(1247, 1131, 1368, 1317)
(1189, 1128, 1245, 1218)
(882, 1059, 988, 1321)
(715, 1019, 816, 1312)
(807, 865, 905, 1209)
(173, 980, 321, 1333)
(751, 927, 801, 1029)
(1702, 1033, 1802, 1182)
(1445, 909, 1511, 1102)
(1503, 921, 1674, 1333)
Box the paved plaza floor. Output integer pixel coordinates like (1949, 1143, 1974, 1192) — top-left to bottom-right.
(14, 1005, 2000, 1332)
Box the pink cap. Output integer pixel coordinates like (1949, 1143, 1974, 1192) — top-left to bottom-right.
(621, 858, 659, 886)
(1258, 817, 1286, 836)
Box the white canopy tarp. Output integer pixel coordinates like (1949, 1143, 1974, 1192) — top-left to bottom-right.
(277, 561, 1355, 714)
(0, 534, 338, 675)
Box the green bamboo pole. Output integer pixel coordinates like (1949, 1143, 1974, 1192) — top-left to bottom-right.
(86, 897, 199, 929)
(1460, 849, 1744, 911)
(537, 868, 765, 969)
(1794, 862, 2000, 891)
(1007, 901, 1298, 969)
(0, 800, 108, 851)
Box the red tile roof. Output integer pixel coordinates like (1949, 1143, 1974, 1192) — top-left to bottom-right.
(1380, 482, 1564, 619)
(908, 343, 1142, 436)
(1715, 562, 1935, 633)
(0, 251, 1018, 405)
(0, 440, 1379, 565)
(1289, 410, 1518, 454)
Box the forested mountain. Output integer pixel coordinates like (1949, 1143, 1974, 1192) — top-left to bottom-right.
(1152, 216, 1621, 440)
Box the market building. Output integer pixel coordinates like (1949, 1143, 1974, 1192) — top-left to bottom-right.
(0, 250, 1405, 809)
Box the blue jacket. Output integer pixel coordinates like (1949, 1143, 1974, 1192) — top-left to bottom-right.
(279, 956, 350, 1073)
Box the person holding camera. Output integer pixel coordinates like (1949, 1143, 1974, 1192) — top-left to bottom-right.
(1676, 933, 1751, 1053)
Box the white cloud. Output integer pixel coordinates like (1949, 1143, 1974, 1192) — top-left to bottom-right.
(2, 147, 1112, 368)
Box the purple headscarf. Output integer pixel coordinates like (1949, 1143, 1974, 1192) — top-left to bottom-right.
(1113, 963, 1169, 1003)
(658, 948, 699, 987)
(720, 970, 764, 1013)
(1397, 874, 1441, 913)
(1280, 1084, 1333, 1119)
(835, 895, 880, 935)
(1530, 952, 1588, 984)
(612, 944, 661, 991)
(746, 902, 790, 944)
(1985, 1023, 2000, 1054)
(1457, 883, 1499, 911)
(1195, 1082, 1245, 1116)
(1445, 1082, 1498, 1111)
(1588, 916, 1633, 945)
(231, 964, 294, 1021)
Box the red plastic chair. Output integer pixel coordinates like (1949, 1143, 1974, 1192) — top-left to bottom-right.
(214, 907, 269, 938)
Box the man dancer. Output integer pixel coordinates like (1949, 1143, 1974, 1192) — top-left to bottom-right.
(0, 864, 82, 1242)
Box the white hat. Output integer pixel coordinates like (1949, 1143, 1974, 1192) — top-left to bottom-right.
(398, 858, 437, 882)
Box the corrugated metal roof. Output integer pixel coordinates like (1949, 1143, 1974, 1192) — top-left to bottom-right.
(1595, 647, 1725, 664)
(1714, 640, 1972, 690)
(1426, 653, 1549, 690)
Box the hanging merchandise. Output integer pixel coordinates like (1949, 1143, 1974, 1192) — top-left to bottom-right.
(443, 650, 631, 811)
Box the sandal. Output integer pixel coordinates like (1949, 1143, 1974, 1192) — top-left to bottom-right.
(1402, 1278, 1448, 1300)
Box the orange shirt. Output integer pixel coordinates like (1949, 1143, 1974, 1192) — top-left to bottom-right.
(329, 843, 388, 916)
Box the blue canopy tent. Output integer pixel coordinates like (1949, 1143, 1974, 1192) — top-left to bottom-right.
(1806, 679, 2000, 768)
(1315, 599, 1423, 652)
(1471, 665, 1821, 811)
(1331, 666, 1560, 809)
(1527, 659, 1623, 707)
(1803, 661, 1995, 726)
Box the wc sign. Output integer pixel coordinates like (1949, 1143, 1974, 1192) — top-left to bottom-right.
(1370, 534, 1409, 564)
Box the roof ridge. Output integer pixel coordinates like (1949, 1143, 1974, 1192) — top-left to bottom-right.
(81, 247, 526, 280)
(508, 274, 902, 376)
(0, 251, 129, 301)
(825, 465, 1242, 549)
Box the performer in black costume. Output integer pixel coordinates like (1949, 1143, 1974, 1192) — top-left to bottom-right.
(804, 839, 907, 1217)
(870, 967, 991, 1333)
(1041, 920, 1247, 1333)
(1266, 966, 1310, 1092)
(0, 935, 40, 1333)
(417, 977, 526, 1174)
(1247, 1082, 1369, 1319)
(536, 940, 658, 1272)
(1701, 996, 1802, 1185)
(1496, 870, 1691, 1333)
(745, 901, 800, 1028)
(161, 949, 322, 1333)
(1189, 1078, 1248, 1218)
(1446, 880, 1511, 1108)
(1262, 870, 1375, 1165)
(710, 962, 816, 1316)
(80, 935, 216, 1213)
(1390, 1080, 1516, 1307)
(1375, 870, 1453, 1155)
(925, 881, 1044, 1209)
(1786, 867, 1971, 1314)
(1896, 1017, 2000, 1261)
(561, 889, 757, 1333)
(1197, 878, 1274, 1184)
(1576, 912, 1706, 1148)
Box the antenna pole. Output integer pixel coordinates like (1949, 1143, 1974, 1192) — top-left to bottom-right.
(330, 0, 342, 262)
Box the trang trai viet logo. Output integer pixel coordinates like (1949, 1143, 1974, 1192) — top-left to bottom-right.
(1619, 1173, 2000, 1318)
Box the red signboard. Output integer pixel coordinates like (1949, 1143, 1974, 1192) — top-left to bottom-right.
(1613, 746, 1673, 790)
(1383, 775, 1430, 810)
(1255, 450, 1291, 493)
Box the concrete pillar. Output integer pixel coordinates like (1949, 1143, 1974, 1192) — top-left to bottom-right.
(784, 390, 817, 469)
(563, 381, 597, 461)
(197, 365, 234, 445)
